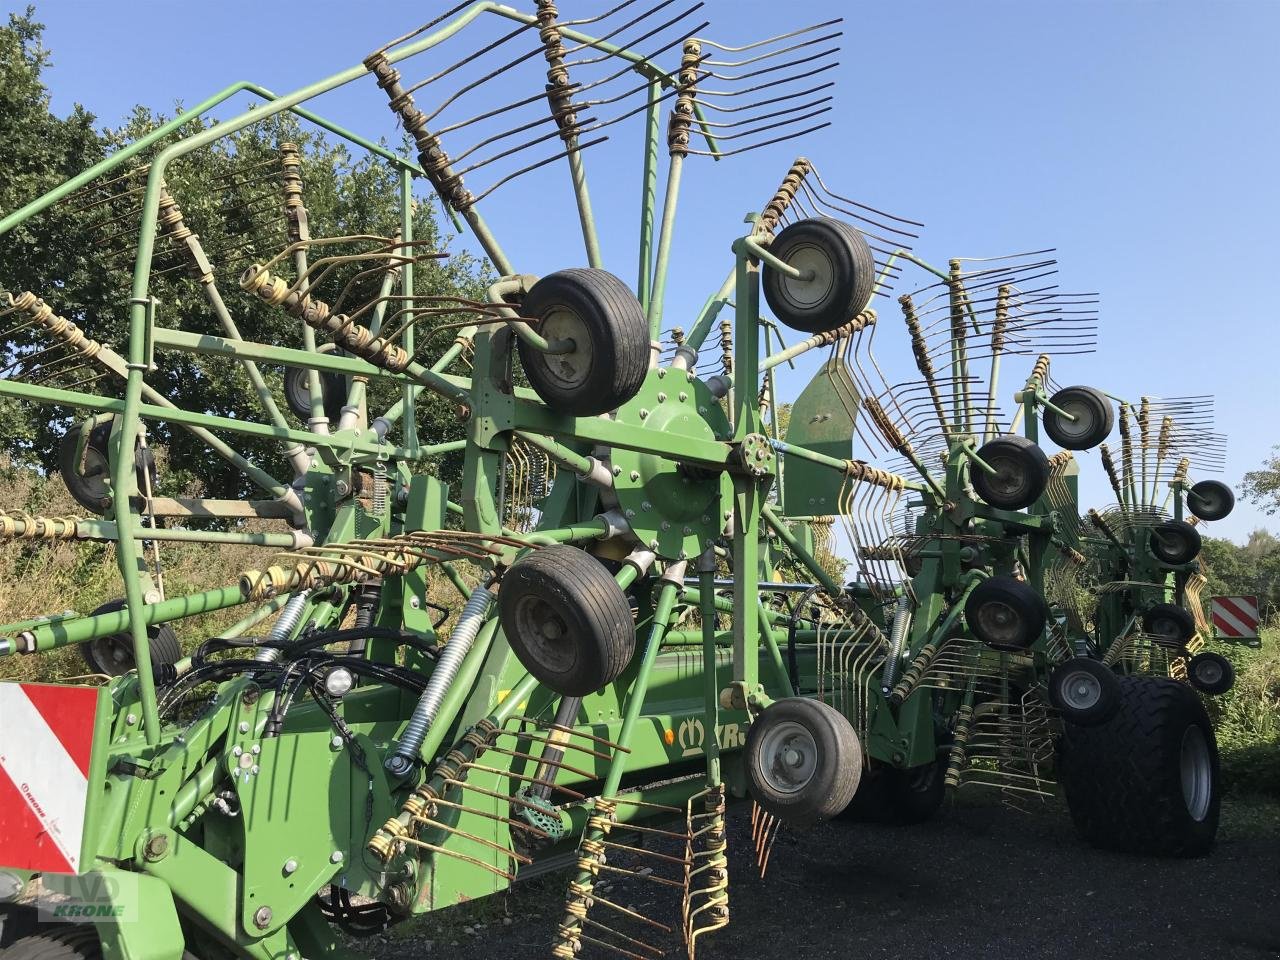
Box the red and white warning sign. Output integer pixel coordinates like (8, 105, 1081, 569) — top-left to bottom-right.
(0, 683, 102, 874)
(1211, 595, 1261, 641)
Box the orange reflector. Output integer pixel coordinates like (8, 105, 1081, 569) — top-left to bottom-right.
(663, 728, 675, 746)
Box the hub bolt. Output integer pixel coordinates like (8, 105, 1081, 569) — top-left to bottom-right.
(253, 906, 273, 930)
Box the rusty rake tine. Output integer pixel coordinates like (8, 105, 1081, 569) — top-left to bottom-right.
(562, 0, 684, 62)
(703, 28, 843, 69)
(465, 136, 609, 207)
(575, 931, 659, 960)
(412, 815, 534, 863)
(452, 114, 602, 178)
(397, 836, 516, 882)
(368, 2, 476, 58)
(685, 121, 832, 159)
(704, 43, 841, 84)
(684, 105, 832, 144)
(405, 20, 536, 98)
(698, 58, 840, 100)
(696, 94, 835, 131)
(589, 893, 673, 931)
(564, 1, 704, 70)
(807, 164, 925, 228)
(580, 918, 666, 957)
(804, 185, 919, 242)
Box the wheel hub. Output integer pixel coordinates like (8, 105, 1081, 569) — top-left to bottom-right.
(758, 720, 818, 795)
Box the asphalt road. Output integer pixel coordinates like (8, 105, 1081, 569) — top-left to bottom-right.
(371, 791, 1280, 960)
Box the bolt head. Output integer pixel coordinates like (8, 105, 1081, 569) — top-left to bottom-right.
(629, 470, 640, 482)
(410, 596, 421, 609)
(232, 746, 243, 757)
(639, 408, 649, 419)
(657, 392, 667, 403)
(612, 465, 622, 476)
(125, 713, 137, 726)
(251, 744, 261, 755)
(238, 721, 250, 734)
(283, 858, 298, 875)
(330, 735, 344, 750)
(144, 590, 161, 604)
(253, 906, 273, 929)
(330, 851, 344, 864)
(144, 833, 169, 862)
(251, 764, 260, 775)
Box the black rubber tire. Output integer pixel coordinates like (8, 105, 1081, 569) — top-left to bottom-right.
(1042, 385, 1114, 450)
(1187, 651, 1235, 695)
(964, 576, 1048, 650)
(516, 268, 649, 417)
(1187, 479, 1235, 522)
(284, 365, 346, 424)
(1143, 602, 1196, 646)
(1060, 676, 1219, 857)
(498, 545, 635, 696)
(840, 751, 947, 825)
(1149, 519, 1202, 567)
(761, 217, 876, 334)
(970, 435, 1050, 510)
(57, 421, 157, 515)
(1048, 657, 1121, 726)
(3, 927, 102, 960)
(745, 697, 862, 827)
(80, 598, 182, 677)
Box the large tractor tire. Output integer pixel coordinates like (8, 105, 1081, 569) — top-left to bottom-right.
(840, 750, 948, 825)
(1059, 676, 1219, 857)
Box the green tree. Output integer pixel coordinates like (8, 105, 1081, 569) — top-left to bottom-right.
(0, 10, 490, 498)
(1242, 446, 1280, 516)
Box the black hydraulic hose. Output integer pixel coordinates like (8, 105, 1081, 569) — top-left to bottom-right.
(787, 584, 824, 692)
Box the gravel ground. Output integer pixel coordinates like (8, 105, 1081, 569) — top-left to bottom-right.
(370, 791, 1280, 960)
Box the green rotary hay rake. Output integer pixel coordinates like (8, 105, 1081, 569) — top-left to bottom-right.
(0, 5, 1244, 960)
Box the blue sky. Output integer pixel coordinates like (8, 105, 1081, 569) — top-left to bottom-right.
(13, 0, 1280, 542)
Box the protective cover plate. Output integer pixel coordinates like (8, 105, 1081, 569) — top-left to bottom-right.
(782, 357, 860, 515)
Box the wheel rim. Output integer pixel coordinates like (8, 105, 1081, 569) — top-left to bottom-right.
(1058, 668, 1102, 711)
(1148, 616, 1182, 643)
(985, 453, 1032, 502)
(976, 599, 1023, 647)
(512, 595, 577, 673)
(1053, 395, 1098, 444)
(776, 242, 835, 311)
(1180, 725, 1212, 821)
(537, 305, 593, 389)
(1152, 526, 1192, 563)
(1194, 659, 1224, 687)
(757, 719, 819, 795)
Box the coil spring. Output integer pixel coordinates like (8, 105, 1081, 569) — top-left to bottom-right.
(240, 265, 410, 371)
(889, 641, 939, 704)
(6, 291, 102, 360)
(279, 141, 310, 244)
(992, 285, 1010, 353)
(944, 703, 973, 788)
(254, 590, 311, 663)
(363, 53, 475, 211)
(667, 40, 701, 156)
(757, 157, 812, 235)
(385, 586, 494, 772)
(0, 510, 79, 541)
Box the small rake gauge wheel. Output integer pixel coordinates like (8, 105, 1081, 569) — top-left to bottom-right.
(1142, 602, 1196, 646)
(965, 576, 1048, 650)
(1187, 479, 1235, 522)
(284, 345, 346, 424)
(1149, 519, 1202, 567)
(517, 268, 649, 417)
(80, 598, 181, 678)
(1187, 651, 1235, 695)
(498, 545, 636, 696)
(970, 435, 1050, 510)
(1049, 657, 1121, 726)
(745, 697, 862, 826)
(761, 217, 876, 334)
(57, 419, 158, 515)
(1042, 385, 1114, 450)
